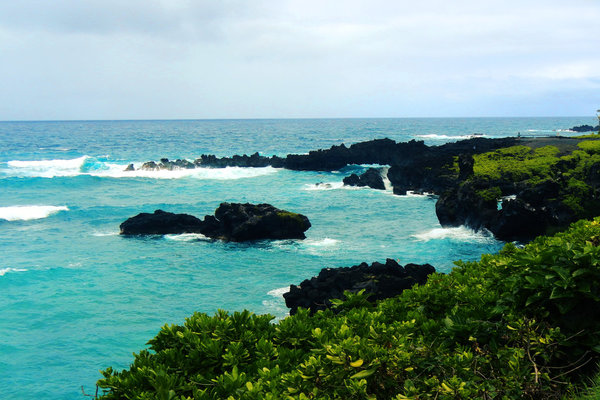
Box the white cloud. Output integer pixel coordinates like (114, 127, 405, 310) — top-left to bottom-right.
(0, 0, 598, 119)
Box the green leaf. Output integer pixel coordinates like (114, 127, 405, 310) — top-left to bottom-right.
(572, 268, 589, 277)
(350, 368, 376, 379)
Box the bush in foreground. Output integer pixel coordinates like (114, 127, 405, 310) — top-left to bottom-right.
(97, 219, 600, 399)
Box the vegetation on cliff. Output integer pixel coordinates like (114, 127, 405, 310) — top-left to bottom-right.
(97, 217, 600, 399)
(436, 139, 600, 241)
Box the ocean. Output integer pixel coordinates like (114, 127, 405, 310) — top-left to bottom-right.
(0, 117, 595, 399)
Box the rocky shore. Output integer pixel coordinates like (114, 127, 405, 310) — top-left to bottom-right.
(131, 135, 600, 242)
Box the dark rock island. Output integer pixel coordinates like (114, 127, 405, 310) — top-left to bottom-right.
(283, 259, 435, 315)
(120, 203, 311, 241)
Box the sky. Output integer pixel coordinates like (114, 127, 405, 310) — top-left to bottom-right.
(0, 0, 599, 120)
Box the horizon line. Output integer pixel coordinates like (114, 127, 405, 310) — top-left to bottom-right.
(0, 115, 594, 123)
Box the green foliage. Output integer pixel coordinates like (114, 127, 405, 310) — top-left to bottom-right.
(98, 218, 600, 400)
(577, 140, 600, 154)
(472, 145, 560, 183)
(475, 186, 502, 202)
(569, 369, 600, 400)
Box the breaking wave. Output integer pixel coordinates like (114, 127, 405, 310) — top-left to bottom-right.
(303, 182, 345, 191)
(303, 238, 340, 247)
(3, 156, 278, 180)
(415, 134, 483, 140)
(267, 286, 290, 297)
(412, 226, 495, 243)
(0, 205, 69, 221)
(164, 233, 209, 242)
(0, 267, 28, 277)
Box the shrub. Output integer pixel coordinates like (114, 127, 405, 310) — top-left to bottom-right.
(472, 145, 560, 183)
(97, 218, 600, 400)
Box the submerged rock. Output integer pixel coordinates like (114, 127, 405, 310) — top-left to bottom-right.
(120, 203, 311, 241)
(283, 259, 435, 315)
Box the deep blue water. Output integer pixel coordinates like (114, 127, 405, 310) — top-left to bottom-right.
(0, 117, 595, 399)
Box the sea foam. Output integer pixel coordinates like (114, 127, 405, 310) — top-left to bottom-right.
(267, 286, 290, 297)
(0, 205, 69, 221)
(413, 226, 494, 243)
(304, 238, 340, 247)
(3, 156, 278, 180)
(415, 134, 482, 140)
(6, 156, 89, 178)
(164, 233, 209, 242)
(303, 182, 345, 191)
(0, 267, 28, 277)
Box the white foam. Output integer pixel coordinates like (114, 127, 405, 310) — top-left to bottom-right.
(164, 233, 209, 241)
(0, 205, 69, 221)
(412, 226, 494, 243)
(303, 182, 345, 191)
(404, 190, 433, 197)
(0, 267, 27, 277)
(91, 231, 119, 237)
(6, 156, 88, 178)
(3, 156, 279, 180)
(415, 134, 479, 140)
(381, 166, 393, 191)
(106, 166, 278, 180)
(267, 286, 290, 297)
(304, 238, 340, 247)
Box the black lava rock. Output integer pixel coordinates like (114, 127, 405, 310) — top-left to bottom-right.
(283, 259, 435, 315)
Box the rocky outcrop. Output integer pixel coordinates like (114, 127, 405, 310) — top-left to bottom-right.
(194, 152, 278, 168)
(570, 124, 600, 133)
(343, 168, 386, 190)
(435, 180, 499, 231)
(201, 203, 311, 241)
(120, 203, 311, 241)
(283, 259, 435, 315)
(120, 210, 205, 235)
(435, 177, 589, 242)
(139, 158, 195, 171)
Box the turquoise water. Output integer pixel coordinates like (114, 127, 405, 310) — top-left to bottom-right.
(0, 117, 595, 399)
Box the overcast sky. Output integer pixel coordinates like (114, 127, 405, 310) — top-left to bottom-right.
(0, 0, 598, 120)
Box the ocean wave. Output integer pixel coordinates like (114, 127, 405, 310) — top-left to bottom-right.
(303, 182, 345, 191)
(164, 233, 209, 242)
(0, 267, 28, 277)
(91, 231, 119, 237)
(412, 226, 494, 243)
(415, 134, 481, 140)
(267, 286, 290, 297)
(0, 205, 69, 221)
(103, 166, 278, 180)
(303, 238, 340, 247)
(6, 156, 89, 178)
(3, 156, 278, 180)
